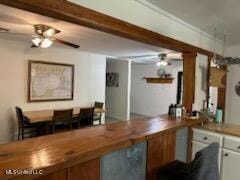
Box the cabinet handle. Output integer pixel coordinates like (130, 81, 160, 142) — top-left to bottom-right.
(224, 153, 229, 157)
(203, 137, 208, 140)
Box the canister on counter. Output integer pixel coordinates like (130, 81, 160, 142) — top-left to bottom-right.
(175, 104, 182, 117)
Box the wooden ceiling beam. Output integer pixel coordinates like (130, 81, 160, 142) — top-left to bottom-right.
(0, 0, 216, 57)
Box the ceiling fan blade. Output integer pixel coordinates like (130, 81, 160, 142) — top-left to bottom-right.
(55, 38, 79, 48)
(0, 31, 32, 36)
(121, 52, 182, 60)
(0, 27, 9, 32)
(120, 54, 158, 60)
(132, 59, 157, 64)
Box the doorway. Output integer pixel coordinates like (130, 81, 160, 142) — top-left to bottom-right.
(130, 58, 183, 117)
(105, 58, 131, 123)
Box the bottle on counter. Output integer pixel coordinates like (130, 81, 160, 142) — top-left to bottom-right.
(175, 104, 182, 117)
(168, 104, 175, 116)
(215, 107, 223, 124)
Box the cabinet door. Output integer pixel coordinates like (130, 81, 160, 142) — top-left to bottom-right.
(222, 150, 240, 180)
(191, 141, 207, 160)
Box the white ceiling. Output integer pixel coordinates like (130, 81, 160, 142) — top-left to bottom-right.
(147, 0, 240, 45)
(0, 4, 175, 59)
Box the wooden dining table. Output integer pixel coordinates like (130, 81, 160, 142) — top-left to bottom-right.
(23, 107, 106, 123)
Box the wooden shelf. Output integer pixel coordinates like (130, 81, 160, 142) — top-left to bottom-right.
(144, 77, 174, 84)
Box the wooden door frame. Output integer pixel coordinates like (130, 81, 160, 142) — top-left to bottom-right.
(0, 0, 225, 113)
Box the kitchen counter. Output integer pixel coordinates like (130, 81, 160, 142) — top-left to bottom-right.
(0, 116, 204, 179)
(194, 122, 240, 137)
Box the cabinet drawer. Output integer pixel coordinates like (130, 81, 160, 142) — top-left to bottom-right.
(193, 130, 221, 144)
(224, 137, 240, 152)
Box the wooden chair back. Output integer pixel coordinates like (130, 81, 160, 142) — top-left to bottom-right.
(78, 107, 94, 127)
(94, 102, 104, 108)
(15, 106, 24, 128)
(52, 109, 73, 133)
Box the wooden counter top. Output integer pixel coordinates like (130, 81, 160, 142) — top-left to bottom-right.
(194, 122, 240, 137)
(0, 116, 204, 179)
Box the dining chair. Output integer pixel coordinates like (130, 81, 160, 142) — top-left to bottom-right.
(15, 106, 39, 140)
(51, 109, 73, 133)
(93, 101, 104, 125)
(78, 107, 95, 128)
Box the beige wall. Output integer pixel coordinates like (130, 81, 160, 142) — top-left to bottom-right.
(0, 38, 106, 143)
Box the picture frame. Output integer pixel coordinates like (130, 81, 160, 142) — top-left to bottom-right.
(28, 60, 74, 102)
(106, 72, 119, 87)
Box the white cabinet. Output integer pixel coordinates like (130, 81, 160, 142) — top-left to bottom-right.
(192, 129, 222, 167)
(192, 129, 240, 180)
(191, 141, 207, 160)
(222, 149, 240, 180)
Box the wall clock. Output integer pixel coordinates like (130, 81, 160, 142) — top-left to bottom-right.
(157, 68, 166, 77)
(235, 82, 240, 96)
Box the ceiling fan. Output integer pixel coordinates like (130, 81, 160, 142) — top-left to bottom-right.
(121, 52, 182, 66)
(0, 24, 80, 49)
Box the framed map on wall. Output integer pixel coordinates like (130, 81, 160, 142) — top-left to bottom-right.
(28, 60, 74, 102)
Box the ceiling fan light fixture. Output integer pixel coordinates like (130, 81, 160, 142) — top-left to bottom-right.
(32, 37, 41, 46)
(156, 60, 168, 66)
(44, 28, 56, 37)
(40, 38, 53, 48)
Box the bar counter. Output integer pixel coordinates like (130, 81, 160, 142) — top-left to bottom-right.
(0, 116, 204, 180)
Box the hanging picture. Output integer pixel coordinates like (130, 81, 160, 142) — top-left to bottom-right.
(28, 60, 74, 102)
(106, 72, 119, 87)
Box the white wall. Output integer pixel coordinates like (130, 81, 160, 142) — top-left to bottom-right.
(225, 65, 240, 124)
(106, 59, 131, 120)
(131, 62, 182, 117)
(0, 38, 106, 143)
(225, 45, 240, 124)
(69, 0, 223, 54)
(131, 55, 208, 116)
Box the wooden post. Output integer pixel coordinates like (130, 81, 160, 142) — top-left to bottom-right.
(182, 53, 197, 112)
